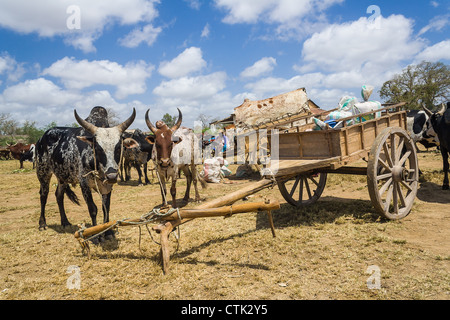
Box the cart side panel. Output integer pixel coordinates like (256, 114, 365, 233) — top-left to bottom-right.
(278, 131, 341, 160)
(339, 112, 405, 157)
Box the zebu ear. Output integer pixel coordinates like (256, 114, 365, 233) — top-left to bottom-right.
(172, 135, 182, 144)
(76, 136, 94, 146)
(123, 138, 139, 149)
(145, 135, 155, 144)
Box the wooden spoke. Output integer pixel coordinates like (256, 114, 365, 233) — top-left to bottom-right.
(377, 172, 392, 181)
(395, 137, 405, 163)
(379, 177, 393, 196)
(382, 142, 393, 168)
(378, 158, 392, 173)
(289, 175, 300, 197)
(398, 150, 411, 167)
(278, 172, 327, 208)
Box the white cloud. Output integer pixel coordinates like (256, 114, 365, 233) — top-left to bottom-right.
(0, 53, 26, 83)
(119, 24, 162, 48)
(241, 15, 428, 109)
(151, 72, 231, 126)
(153, 72, 227, 101)
(300, 15, 424, 74)
(201, 24, 210, 38)
(214, 0, 343, 39)
(184, 0, 202, 10)
(240, 57, 277, 78)
(0, 77, 150, 129)
(158, 47, 207, 79)
(43, 57, 154, 99)
(2, 78, 79, 107)
(418, 14, 450, 36)
(0, 0, 160, 52)
(415, 40, 450, 62)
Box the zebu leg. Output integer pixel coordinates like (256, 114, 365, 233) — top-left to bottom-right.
(38, 172, 52, 231)
(190, 163, 201, 202)
(181, 165, 192, 203)
(143, 162, 150, 185)
(158, 171, 168, 206)
(135, 163, 144, 185)
(55, 182, 71, 227)
(170, 176, 178, 208)
(441, 148, 449, 190)
(101, 192, 115, 238)
(80, 182, 98, 226)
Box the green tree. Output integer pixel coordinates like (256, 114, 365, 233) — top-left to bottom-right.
(380, 61, 450, 110)
(19, 120, 45, 143)
(43, 121, 58, 132)
(0, 113, 19, 138)
(161, 113, 178, 128)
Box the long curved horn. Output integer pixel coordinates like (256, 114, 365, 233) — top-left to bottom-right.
(422, 103, 433, 117)
(74, 110, 98, 135)
(171, 108, 182, 132)
(438, 103, 446, 116)
(145, 109, 157, 134)
(116, 108, 136, 133)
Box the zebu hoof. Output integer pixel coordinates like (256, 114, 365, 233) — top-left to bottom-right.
(39, 225, 48, 231)
(443, 185, 449, 190)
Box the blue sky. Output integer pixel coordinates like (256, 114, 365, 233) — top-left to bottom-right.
(0, 0, 449, 130)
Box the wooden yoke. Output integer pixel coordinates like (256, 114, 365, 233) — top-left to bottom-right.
(74, 178, 280, 274)
(153, 178, 278, 274)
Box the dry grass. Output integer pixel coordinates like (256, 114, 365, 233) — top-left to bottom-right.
(0, 151, 449, 300)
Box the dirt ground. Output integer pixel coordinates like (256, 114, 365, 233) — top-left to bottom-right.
(0, 147, 448, 300)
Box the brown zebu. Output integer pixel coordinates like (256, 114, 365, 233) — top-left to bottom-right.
(145, 108, 206, 207)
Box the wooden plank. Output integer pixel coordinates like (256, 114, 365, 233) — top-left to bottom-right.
(265, 157, 341, 178)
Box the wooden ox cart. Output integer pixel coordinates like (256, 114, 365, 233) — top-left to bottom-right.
(74, 102, 418, 274)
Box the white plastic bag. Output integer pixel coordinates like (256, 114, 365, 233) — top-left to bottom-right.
(353, 101, 382, 120)
(201, 158, 221, 183)
(361, 85, 374, 101)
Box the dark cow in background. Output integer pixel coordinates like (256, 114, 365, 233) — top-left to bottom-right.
(423, 102, 450, 190)
(407, 110, 439, 150)
(35, 106, 138, 232)
(120, 129, 154, 185)
(8, 142, 35, 168)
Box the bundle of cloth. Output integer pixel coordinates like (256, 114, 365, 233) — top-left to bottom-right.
(313, 85, 382, 130)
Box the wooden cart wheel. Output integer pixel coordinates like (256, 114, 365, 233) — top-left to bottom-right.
(278, 172, 327, 207)
(367, 127, 418, 220)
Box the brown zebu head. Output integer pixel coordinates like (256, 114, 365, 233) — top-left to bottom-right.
(145, 108, 182, 168)
(74, 108, 138, 184)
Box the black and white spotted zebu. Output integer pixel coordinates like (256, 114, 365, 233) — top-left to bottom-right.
(406, 109, 439, 150)
(423, 102, 450, 190)
(35, 106, 138, 232)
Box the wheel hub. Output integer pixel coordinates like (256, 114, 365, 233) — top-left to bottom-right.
(392, 165, 406, 182)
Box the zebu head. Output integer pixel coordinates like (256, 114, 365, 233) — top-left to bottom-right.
(75, 108, 138, 184)
(422, 103, 446, 145)
(145, 108, 183, 168)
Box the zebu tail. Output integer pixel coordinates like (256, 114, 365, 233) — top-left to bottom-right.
(65, 186, 80, 206)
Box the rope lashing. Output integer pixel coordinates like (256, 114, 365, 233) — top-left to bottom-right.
(77, 207, 182, 252)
